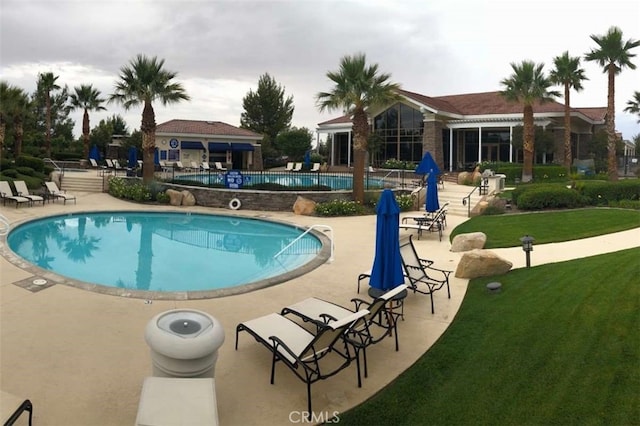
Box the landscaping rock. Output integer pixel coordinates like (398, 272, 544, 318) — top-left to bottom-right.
(457, 171, 470, 185)
(181, 190, 196, 206)
(450, 232, 487, 252)
(455, 249, 513, 278)
(166, 189, 183, 206)
(293, 196, 316, 215)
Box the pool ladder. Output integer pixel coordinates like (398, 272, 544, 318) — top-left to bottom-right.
(274, 225, 334, 263)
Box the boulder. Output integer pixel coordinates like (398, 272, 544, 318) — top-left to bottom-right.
(455, 249, 513, 279)
(450, 232, 487, 252)
(457, 171, 470, 185)
(181, 190, 196, 206)
(293, 196, 316, 215)
(166, 189, 183, 206)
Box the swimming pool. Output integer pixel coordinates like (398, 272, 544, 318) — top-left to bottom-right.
(6, 211, 329, 298)
(182, 171, 391, 190)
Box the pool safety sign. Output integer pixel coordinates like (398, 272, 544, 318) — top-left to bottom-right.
(225, 170, 244, 189)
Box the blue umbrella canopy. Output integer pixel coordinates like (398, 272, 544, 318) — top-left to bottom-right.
(154, 148, 160, 165)
(89, 144, 100, 160)
(369, 189, 405, 291)
(128, 146, 138, 168)
(415, 152, 441, 213)
(304, 150, 311, 168)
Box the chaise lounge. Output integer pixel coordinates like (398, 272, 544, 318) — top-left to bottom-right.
(0, 181, 30, 208)
(14, 181, 44, 206)
(235, 309, 368, 419)
(44, 181, 77, 205)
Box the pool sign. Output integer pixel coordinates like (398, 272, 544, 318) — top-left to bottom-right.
(225, 170, 244, 189)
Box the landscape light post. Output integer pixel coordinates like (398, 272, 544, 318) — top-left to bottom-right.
(520, 235, 535, 268)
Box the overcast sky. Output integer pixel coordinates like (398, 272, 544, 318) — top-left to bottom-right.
(1, 0, 639, 142)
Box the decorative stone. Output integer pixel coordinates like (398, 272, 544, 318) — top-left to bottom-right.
(486, 281, 502, 293)
(455, 249, 513, 279)
(450, 232, 487, 252)
(166, 189, 183, 206)
(293, 196, 316, 215)
(457, 171, 470, 185)
(181, 190, 196, 206)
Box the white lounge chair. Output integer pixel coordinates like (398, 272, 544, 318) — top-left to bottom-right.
(90, 158, 109, 175)
(281, 285, 407, 387)
(235, 309, 368, 419)
(285, 162, 295, 171)
(214, 162, 227, 171)
(400, 235, 452, 314)
(44, 181, 76, 205)
(13, 181, 44, 206)
(201, 162, 211, 171)
(292, 163, 302, 172)
(175, 161, 186, 170)
(0, 181, 30, 208)
(310, 162, 321, 172)
(191, 161, 199, 171)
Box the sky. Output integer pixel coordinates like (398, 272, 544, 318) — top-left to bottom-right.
(1, 0, 639, 142)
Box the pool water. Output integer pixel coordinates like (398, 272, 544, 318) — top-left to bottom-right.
(7, 212, 323, 294)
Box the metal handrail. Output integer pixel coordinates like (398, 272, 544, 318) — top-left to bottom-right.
(43, 158, 63, 173)
(462, 186, 480, 217)
(274, 224, 334, 263)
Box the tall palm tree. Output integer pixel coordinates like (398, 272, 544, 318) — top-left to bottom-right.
(316, 53, 401, 203)
(69, 84, 106, 161)
(550, 52, 588, 175)
(500, 61, 559, 182)
(624, 91, 640, 122)
(0, 82, 30, 159)
(37, 72, 60, 158)
(585, 26, 640, 181)
(109, 54, 190, 183)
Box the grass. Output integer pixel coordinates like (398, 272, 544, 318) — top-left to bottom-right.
(450, 208, 640, 248)
(337, 209, 640, 425)
(338, 248, 640, 425)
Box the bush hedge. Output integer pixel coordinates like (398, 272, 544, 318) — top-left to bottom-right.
(575, 180, 640, 205)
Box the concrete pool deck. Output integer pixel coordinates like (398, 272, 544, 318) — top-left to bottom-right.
(1, 189, 639, 425)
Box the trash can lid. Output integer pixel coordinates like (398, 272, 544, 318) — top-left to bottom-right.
(157, 310, 213, 338)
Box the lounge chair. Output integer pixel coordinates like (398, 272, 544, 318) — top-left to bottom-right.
(90, 158, 110, 175)
(310, 162, 321, 172)
(402, 202, 449, 231)
(13, 181, 44, 206)
(44, 181, 77, 205)
(400, 235, 452, 314)
(285, 162, 294, 171)
(399, 205, 447, 240)
(191, 161, 199, 171)
(175, 161, 186, 170)
(105, 158, 114, 169)
(281, 285, 407, 387)
(112, 159, 126, 175)
(214, 162, 227, 171)
(0, 181, 30, 208)
(137, 160, 144, 169)
(235, 309, 368, 419)
(201, 162, 211, 171)
(1, 390, 33, 426)
(292, 163, 302, 172)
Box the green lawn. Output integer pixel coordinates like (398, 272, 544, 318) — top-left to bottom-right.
(338, 209, 640, 425)
(450, 208, 640, 248)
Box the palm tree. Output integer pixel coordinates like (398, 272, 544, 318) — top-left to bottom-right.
(69, 84, 106, 161)
(550, 52, 588, 175)
(0, 83, 30, 159)
(316, 53, 401, 203)
(37, 72, 60, 157)
(624, 91, 640, 122)
(585, 26, 640, 181)
(500, 61, 559, 182)
(109, 54, 190, 183)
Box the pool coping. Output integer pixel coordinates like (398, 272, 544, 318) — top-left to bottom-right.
(0, 209, 333, 300)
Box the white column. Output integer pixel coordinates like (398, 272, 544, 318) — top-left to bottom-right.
(331, 132, 336, 166)
(449, 128, 454, 172)
(477, 126, 482, 163)
(509, 126, 513, 163)
(347, 131, 352, 167)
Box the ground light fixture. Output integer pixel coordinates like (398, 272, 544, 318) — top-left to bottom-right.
(520, 235, 535, 268)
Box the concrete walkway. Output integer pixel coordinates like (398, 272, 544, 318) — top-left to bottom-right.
(0, 189, 638, 426)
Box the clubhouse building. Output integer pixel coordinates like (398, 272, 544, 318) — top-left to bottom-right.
(317, 89, 607, 171)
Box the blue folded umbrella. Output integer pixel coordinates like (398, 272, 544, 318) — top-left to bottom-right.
(369, 189, 405, 291)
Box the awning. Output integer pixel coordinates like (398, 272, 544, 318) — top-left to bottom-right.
(231, 143, 255, 152)
(181, 141, 205, 150)
(208, 142, 231, 152)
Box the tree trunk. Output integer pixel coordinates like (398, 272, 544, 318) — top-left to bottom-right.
(14, 121, 23, 157)
(563, 83, 572, 175)
(141, 101, 157, 183)
(45, 93, 51, 157)
(83, 109, 90, 160)
(351, 108, 369, 204)
(522, 104, 534, 182)
(606, 65, 618, 181)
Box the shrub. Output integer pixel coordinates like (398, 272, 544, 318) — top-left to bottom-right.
(381, 158, 416, 170)
(108, 177, 151, 202)
(155, 192, 170, 204)
(575, 180, 640, 205)
(15, 156, 45, 173)
(395, 194, 415, 212)
(16, 166, 35, 176)
(516, 186, 583, 210)
(1, 169, 18, 178)
(315, 199, 366, 216)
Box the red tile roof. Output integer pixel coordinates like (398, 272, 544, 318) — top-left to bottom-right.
(573, 107, 607, 121)
(156, 119, 262, 138)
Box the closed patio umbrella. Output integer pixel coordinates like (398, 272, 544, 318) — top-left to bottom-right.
(128, 146, 138, 169)
(415, 152, 441, 213)
(369, 189, 405, 292)
(89, 145, 100, 161)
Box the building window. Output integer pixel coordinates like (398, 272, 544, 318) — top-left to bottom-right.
(373, 103, 424, 164)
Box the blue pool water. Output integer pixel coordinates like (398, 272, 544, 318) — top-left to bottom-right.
(184, 171, 389, 190)
(7, 212, 323, 294)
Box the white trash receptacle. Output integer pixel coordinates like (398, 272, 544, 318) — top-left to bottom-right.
(145, 309, 225, 378)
